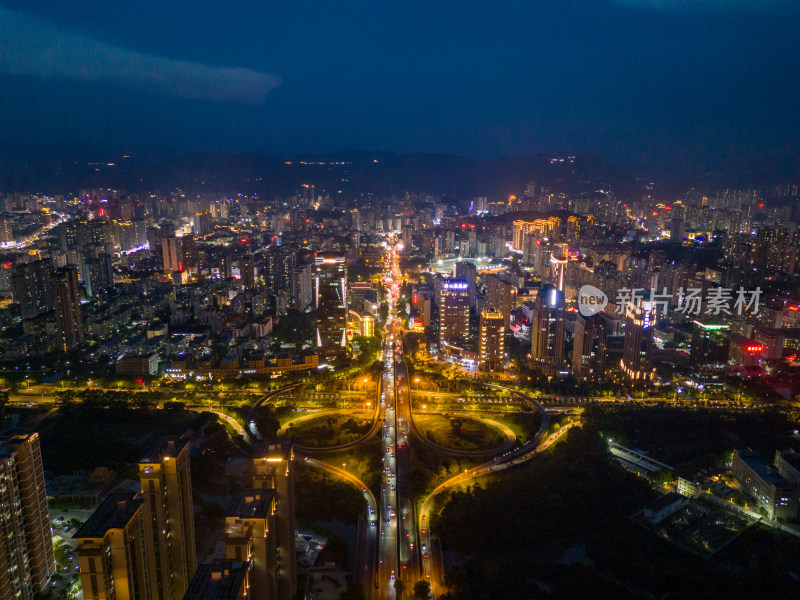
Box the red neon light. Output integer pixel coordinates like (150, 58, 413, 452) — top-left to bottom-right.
(788, 306, 799, 312)
(745, 345, 763, 353)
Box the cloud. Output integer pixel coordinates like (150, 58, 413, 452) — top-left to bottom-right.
(0, 7, 281, 103)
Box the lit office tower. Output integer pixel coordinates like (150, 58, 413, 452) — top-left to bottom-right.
(11, 259, 53, 319)
(0, 433, 55, 598)
(531, 284, 565, 371)
(479, 309, 505, 371)
(315, 252, 348, 351)
(621, 293, 657, 383)
(51, 266, 84, 352)
(439, 279, 470, 347)
(224, 489, 276, 600)
(252, 441, 296, 600)
(76, 492, 150, 600)
(484, 274, 517, 328)
(138, 437, 197, 600)
(573, 313, 607, 382)
(453, 261, 477, 308)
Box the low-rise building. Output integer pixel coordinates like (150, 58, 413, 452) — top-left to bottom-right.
(643, 492, 688, 524)
(732, 448, 799, 520)
(676, 477, 702, 498)
(115, 353, 159, 376)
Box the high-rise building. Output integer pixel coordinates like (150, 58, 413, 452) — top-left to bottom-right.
(162, 236, 182, 273)
(83, 253, 114, 299)
(253, 441, 295, 600)
(522, 234, 545, 275)
(224, 490, 276, 600)
(268, 247, 297, 297)
(315, 252, 347, 351)
(138, 437, 197, 600)
(689, 319, 729, 390)
(240, 250, 255, 289)
(512, 219, 556, 251)
(453, 261, 477, 308)
(293, 263, 314, 310)
(531, 285, 565, 371)
(76, 492, 150, 600)
(162, 236, 197, 274)
(0, 433, 55, 599)
(439, 279, 470, 347)
(573, 313, 607, 382)
(621, 293, 657, 383)
(51, 266, 84, 352)
(484, 274, 516, 328)
(479, 308, 505, 371)
(11, 259, 53, 319)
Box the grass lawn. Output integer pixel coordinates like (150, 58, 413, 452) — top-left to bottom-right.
(413, 413, 505, 451)
(285, 412, 373, 448)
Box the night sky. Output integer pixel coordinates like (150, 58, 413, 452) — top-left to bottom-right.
(1, 0, 798, 169)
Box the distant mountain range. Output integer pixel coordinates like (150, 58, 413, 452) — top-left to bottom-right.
(1, 146, 797, 201)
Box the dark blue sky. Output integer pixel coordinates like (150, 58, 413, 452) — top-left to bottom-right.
(0, 0, 798, 169)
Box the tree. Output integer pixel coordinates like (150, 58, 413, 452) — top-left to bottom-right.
(413, 579, 431, 598)
(55, 389, 76, 411)
(394, 579, 406, 597)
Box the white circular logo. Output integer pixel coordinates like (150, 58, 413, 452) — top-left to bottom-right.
(578, 285, 608, 317)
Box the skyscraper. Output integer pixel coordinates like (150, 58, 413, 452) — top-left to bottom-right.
(573, 313, 607, 382)
(11, 259, 53, 319)
(454, 261, 477, 308)
(75, 492, 150, 600)
(531, 284, 565, 372)
(484, 274, 517, 328)
(224, 490, 275, 600)
(0, 433, 55, 599)
(51, 266, 84, 352)
(138, 437, 197, 600)
(621, 293, 657, 383)
(253, 441, 295, 600)
(83, 253, 114, 299)
(690, 319, 729, 389)
(439, 279, 470, 347)
(239, 249, 255, 289)
(293, 263, 314, 311)
(479, 308, 505, 371)
(268, 247, 298, 297)
(315, 252, 347, 351)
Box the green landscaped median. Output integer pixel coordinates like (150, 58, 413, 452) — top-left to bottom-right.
(282, 412, 373, 448)
(413, 413, 506, 452)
